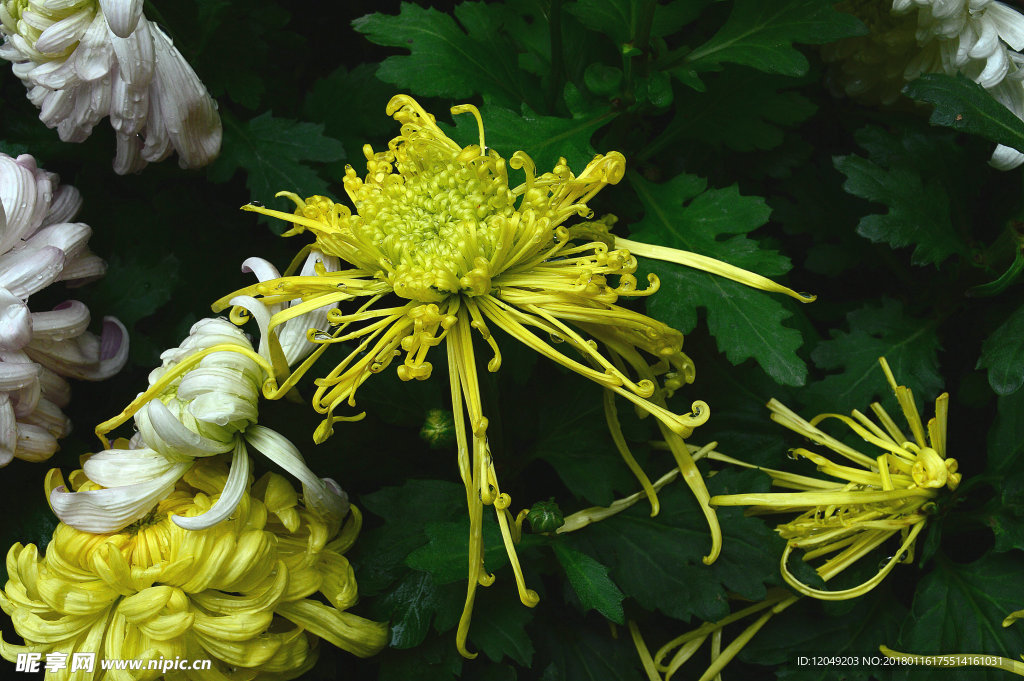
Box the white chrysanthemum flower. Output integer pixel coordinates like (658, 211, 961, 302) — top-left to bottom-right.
(49, 317, 348, 533)
(826, 0, 1024, 168)
(0, 0, 221, 174)
(0, 152, 127, 467)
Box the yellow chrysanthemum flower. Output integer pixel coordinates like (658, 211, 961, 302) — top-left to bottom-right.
(222, 95, 811, 657)
(0, 459, 387, 680)
(711, 357, 959, 600)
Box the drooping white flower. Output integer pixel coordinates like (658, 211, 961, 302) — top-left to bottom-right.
(0, 152, 128, 467)
(0, 0, 221, 174)
(825, 0, 1024, 168)
(50, 317, 348, 533)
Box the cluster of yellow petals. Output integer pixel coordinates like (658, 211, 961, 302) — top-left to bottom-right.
(0, 458, 386, 680)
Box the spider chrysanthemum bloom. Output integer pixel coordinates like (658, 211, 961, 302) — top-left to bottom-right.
(712, 358, 960, 600)
(0, 459, 387, 679)
(824, 0, 1024, 168)
(0, 0, 221, 173)
(226, 95, 812, 656)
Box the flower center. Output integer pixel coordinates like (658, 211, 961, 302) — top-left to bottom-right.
(353, 157, 516, 302)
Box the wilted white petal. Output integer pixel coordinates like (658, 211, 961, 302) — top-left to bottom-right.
(14, 422, 57, 461)
(245, 424, 350, 524)
(30, 300, 90, 341)
(149, 23, 222, 169)
(24, 316, 128, 380)
(51, 460, 191, 532)
(99, 0, 143, 38)
(172, 439, 251, 530)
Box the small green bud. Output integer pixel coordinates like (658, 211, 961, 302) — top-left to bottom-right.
(527, 498, 565, 533)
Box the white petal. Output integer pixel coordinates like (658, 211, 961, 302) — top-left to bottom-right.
(40, 87, 76, 127)
(187, 392, 257, 428)
(59, 252, 107, 284)
(21, 397, 71, 438)
(51, 460, 191, 532)
(113, 130, 146, 175)
(38, 366, 71, 406)
(14, 422, 58, 462)
(23, 222, 91, 261)
(171, 439, 250, 530)
(110, 11, 153, 85)
(0, 287, 33, 351)
(45, 184, 83, 224)
(30, 300, 90, 341)
(0, 394, 16, 466)
(279, 251, 341, 367)
(34, 7, 94, 54)
(99, 0, 143, 38)
(977, 44, 1009, 87)
(137, 397, 234, 459)
(177, 365, 259, 402)
(74, 12, 114, 82)
(988, 2, 1024, 50)
(244, 424, 349, 523)
(0, 154, 40, 252)
(990, 142, 1024, 168)
(0, 356, 40, 391)
(968, 17, 1000, 59)
(24, 316, 128, 380)
(148, 24, 221, 168)
(0, 246, 64, 298)
(84, 446, 178, 487)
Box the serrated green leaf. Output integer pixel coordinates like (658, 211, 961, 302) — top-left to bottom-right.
(352, 3, 538, 109)
(538, 623, 642, 681)
(977, 302, 1024, 395)
(444, 103, 613, 173)
(894, 555, 1024, 681)
(905, 73, 1024, 156)
(684, 0, 865, 76)
(378, 635, 464, 681)
(804, 298, 943, 413)
(86, 252, 180, 330)
(207, 112, 345, 207)
(629, 171, 808, 386)
(552, 544, 625, 624)
(834, 126, 970, 266)
(566, 469, 782, 622)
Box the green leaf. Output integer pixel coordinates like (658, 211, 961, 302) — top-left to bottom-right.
(444, 103, 613, 174)
(566, 470, 782, 622)
(804, 299, 943, 414)
(378, 635, 464, 681)
(895, 554, 1024, 681)
(87, 253, 180, 330)
(988, 390, 1024, 474)
(538, 623, 643, 681)
(552, 544, 625, 624)
(977, 302, 1024, 395)
(470, 589, 536, 665)
(905, 73, 1024, 156)
(629, 171, 809, 386)
(371, 571, 464, 648)
(351, 479, 465, 594)
(405, 516, 545, 585)
(566, 0, 709, 46)
(352, 3, 538, 109)
(207, 112, 345, 207)
(684, 0, 865, 77)
(834, 126, 971, 266)
(519, 377, 640, 506)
